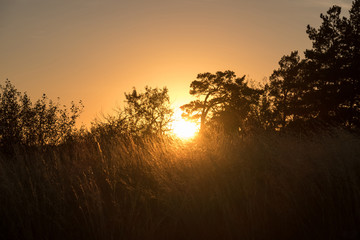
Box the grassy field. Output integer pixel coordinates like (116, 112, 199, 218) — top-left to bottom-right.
(1, 130, 360, 240)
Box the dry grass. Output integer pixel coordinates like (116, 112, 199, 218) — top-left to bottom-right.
(1, 130, 360, 239)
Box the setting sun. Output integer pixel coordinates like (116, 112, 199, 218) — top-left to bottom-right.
(171, 109, 200, 140)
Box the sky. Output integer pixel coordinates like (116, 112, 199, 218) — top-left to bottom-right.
(0, 0, 353, 126)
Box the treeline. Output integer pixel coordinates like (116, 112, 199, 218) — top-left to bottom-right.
(1, 1, 360, 149)
(0, 79, 173, 151)
(182, 2, 360, 134)
(0, 80, 83, 150)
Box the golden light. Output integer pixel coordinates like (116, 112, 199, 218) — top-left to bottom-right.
(171, 109, 200, 140)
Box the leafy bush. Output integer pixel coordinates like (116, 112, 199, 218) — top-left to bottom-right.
(91, 86, 173, 139)
(0, 79, 83, 149)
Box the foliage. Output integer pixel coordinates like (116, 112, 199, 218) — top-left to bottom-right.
(183, 1, 360, 134)
(0, 79, 83, 148)
(91, 111, 128, 140)
(265, 51, 305, 130)
(124, 86, 173, 135)
(265, 0, 360, 131)
(92, 86, 173, 138)
(303, 2, 360, 128)
(181, 71, 263, 134)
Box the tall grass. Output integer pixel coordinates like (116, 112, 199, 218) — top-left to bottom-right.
(1, 130, 360, 239)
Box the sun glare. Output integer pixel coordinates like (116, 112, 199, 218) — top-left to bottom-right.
(171, 109, 199, 140)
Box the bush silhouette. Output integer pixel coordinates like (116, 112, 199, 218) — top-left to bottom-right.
(92, 86, 173, 139)
(0, 79, 83, 150)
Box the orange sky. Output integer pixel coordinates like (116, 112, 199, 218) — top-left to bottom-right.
(0, 0, 352, 126)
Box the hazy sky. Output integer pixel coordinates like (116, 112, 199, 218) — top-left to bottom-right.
(0, 0, 353, 126)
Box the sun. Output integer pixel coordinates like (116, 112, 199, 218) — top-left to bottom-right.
(171, 109, 200, 140)
(172, 119, 199, 139)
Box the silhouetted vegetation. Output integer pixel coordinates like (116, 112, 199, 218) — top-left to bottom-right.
(0, 80, 83, 151)
(267, 1, 360, 132)
(91, 86, 173, 139)
(180, 71, 263, 134)
(1, 1, 360, 240)
(181, 1, 360, 134)
(1, 129, 360, 240)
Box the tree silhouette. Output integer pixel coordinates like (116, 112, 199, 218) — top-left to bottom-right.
(0, 80, 22, 145)
(266, 51, 305, 130)
(93, 86, 173, 138)
(303, 2, 360, 128)
(123, 86, 173, 136)
(0, 79, 83, 149)
(265, 1, 360, 131)
(181, 71, 262, 134)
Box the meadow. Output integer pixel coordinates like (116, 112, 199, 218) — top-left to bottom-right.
(2, 1, 360, 239)
(1, 129, 359, 240)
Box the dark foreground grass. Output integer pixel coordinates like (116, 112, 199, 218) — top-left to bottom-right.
(1, 130, 360, 240)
